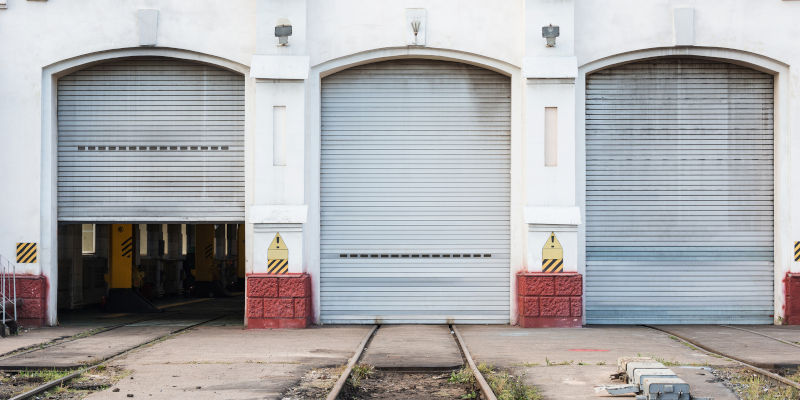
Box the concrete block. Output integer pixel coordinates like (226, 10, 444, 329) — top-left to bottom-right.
(278, 275, 309, 298)
(785, 273, 800, 324)
(540, 297, 571, 317)
(555, 274, 582, 296)
(571, 296, 582, 317)
(522, 297, 539, 317)
(247, 277, 278, 298)
(520, 274, 555, 296)
(14, 275, 45, 298)
(137, 9, 159, 47)
(293, 297, 310, 318)
(263, 298, 294, 318)
(246, 298, 263, 318)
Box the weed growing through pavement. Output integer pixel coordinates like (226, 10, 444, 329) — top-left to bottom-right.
(596, 361, 607, 366)
(14, 368, 77, 381)
(544, 357, 573, 366)
(478, 363, 542, 400)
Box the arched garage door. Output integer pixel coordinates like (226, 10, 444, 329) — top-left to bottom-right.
(57, 57, 245, 222)
(320, 60, 511, 324)
(585, 58, 774, 324)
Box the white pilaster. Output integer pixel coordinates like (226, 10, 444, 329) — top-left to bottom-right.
(249, 0, 309, 275)
(524, 0, 579, 272)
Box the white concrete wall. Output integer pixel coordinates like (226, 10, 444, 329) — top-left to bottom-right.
(0, 0, 798, 324)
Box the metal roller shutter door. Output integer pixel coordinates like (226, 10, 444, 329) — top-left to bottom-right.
(585, 58, 774, 324)
(57, 57, 245, 222)
(320, 60, 511, 324)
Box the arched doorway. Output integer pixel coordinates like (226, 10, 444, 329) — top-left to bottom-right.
(319, 60, 511, 324)
(584, 57, 774, 324)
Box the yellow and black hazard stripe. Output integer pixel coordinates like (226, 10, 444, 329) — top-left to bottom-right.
(541, 258, 563, 273)
(16, 242, 38, 263)
(204, 244, 213, 260)
(795, 241, 800, 262)
(121, 236, 133, 258)
(268, 259, 288, 274)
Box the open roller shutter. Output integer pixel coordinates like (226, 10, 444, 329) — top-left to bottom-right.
(585, 58, 774, 324)
(57, 57, 245, 221)
(320, 60, 511, 324)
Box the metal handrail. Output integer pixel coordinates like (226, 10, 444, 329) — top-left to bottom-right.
(0, 254, 17, 331)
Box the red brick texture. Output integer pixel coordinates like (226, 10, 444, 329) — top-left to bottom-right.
(3, 275, 47, 327)
(517, 272, 582, 328)
(246, 273, 311, 329)
(785, 273, 800, 325)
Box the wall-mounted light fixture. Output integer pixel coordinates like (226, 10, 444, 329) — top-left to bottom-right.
(542, 24, 559, 47)
(275, 18, 292, 46)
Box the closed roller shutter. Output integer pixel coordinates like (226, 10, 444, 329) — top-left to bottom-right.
(320, 60, 511, 324)
(57, 57, 245, 222)
(585, 58, 774, 324)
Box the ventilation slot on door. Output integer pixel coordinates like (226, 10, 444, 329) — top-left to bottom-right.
(77, 145, 230, 151)
(339, 253, 491, 259)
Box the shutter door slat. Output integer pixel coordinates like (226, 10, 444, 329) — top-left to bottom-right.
(585, 58, 774, 324)
(320, 60, 510, 324)
(57, 58, 245, 222)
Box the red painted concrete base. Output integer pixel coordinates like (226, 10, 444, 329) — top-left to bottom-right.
(517, 272, 582, 328)
(246, 273, 311, 329)
(785, 273, 800, 325)
(2, 275, 47, 327)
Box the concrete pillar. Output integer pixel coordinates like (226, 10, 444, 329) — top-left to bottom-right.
(518, 0, 583, 327)
(246, 0, 311, 328)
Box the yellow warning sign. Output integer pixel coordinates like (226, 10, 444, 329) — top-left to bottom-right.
(541, 232, 563, 273)
(16, 242, 38, 263)
(267, 233, 288, 274)
(795, 241, 800, 262)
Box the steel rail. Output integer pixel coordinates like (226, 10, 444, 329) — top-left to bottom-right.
(8, 315, 224, 400)
(452, 325, 497, 400)
(646, 325, 800, 392)
(326, 324, 378, 400)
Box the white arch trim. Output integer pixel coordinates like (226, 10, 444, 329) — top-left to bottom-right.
(304, 47, 525, 324)
(40, 48, 251, 325)
(575, 47, 791, 324)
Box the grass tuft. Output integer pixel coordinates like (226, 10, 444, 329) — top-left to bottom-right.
(478, 363, 542, 400)
(348, 363, 374, 389)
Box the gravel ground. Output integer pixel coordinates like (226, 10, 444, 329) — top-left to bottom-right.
(711, 366, 800, 400)
(282, 366, 344, 400)
(0, 365, 127, 400)
(338, 370, 477, 400)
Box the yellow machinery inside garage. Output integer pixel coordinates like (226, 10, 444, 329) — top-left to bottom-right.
(57, 223, 245, 313)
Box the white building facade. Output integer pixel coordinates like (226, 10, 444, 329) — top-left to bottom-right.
(1, 0, 799, 327)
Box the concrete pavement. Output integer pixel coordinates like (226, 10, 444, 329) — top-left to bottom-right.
(656, 325, 800, 368)
(361, 325, 463, 369)
(84, 325, 372, 400)
(456, 325, 739, 400)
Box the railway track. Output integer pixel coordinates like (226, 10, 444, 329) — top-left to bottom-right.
(2, 314, 224, 400)
(646, 325, 800, 393)
(325, 324, 498, 400)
